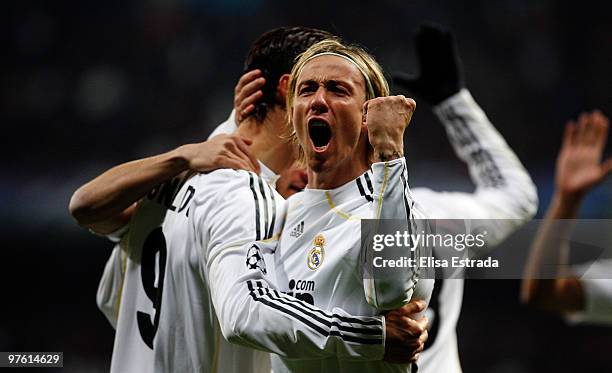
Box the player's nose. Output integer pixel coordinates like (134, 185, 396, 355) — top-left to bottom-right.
(310, 87, 329, 114)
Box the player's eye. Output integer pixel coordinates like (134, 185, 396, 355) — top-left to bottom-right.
(328, 83, 348, 96)
(298, 84, 316, 96)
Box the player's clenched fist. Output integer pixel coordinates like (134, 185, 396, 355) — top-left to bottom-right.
(383, 299, 429, 364)
(364, 95, 416, 162)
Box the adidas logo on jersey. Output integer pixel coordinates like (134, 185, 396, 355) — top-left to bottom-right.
(289, 221, 304, 238)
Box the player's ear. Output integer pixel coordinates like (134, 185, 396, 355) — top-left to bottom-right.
(361, 100, 369, 132)
(277, 74, 290, 103)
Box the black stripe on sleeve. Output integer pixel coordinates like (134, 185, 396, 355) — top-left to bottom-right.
(249, 174, 261, 240)
(247, 282, 330, 337)
(251, 281, 381, 327)
(399, 163, 420, 279)
(410, 200, 419, 274)
(400, 169, 411, 223)
(249, 287, 381, 344)
(265, 289, 381, 335)
(246, 281, 382, 344)
(257, 177, 270, 240)
(265, 183, 277, 240)
(251, 281, 381, 330)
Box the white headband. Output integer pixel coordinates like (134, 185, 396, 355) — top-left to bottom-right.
(301, 52, 376, 98)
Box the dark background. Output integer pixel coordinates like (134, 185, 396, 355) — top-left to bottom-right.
(2, 0, 611, 372)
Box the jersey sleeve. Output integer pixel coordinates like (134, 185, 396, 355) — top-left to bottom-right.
(209, 242, 385, 361)
(103, 224, 130, 242)
(202, 172, 385, 361)
(193, 170, 279, 259)
(85, 222, 129, 243)
(96, 241, 126, 329)
(414, 89, 538, 248)
(364, 158, 434, 311)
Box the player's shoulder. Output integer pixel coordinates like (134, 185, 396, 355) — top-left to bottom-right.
(194, 168, 251, 185)
(190, 169, 271, 206)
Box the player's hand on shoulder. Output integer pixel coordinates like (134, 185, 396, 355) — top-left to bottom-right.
(364, 95, 416, 162)
(382, 299, 429, 364)
(234, 69, 266, 124)
(178, 134, 260, 174)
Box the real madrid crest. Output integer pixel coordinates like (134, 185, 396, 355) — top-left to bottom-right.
(307, 234, 326, 270)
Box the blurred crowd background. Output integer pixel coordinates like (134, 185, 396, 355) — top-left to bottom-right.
(2, 0, 611, 372)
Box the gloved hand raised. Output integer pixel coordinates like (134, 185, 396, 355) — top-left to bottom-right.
(393, 23, 464, 105)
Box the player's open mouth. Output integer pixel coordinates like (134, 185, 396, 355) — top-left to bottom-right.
(308, 118, 332, 152)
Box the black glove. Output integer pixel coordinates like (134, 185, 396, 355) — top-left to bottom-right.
(393, 24, 464, 105)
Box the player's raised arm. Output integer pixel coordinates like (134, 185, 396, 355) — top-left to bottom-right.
(362, 95, 433, 310)
(394, 24, 538, 248)
(522, 111, 612, 314)
(68, 134, 259, 234)
(393, 24, 463, 106)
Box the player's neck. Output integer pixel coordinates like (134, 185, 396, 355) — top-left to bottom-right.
(237, 109, 296, 175)
(307, 142, 370, 189)
(307, 162, 369, 189)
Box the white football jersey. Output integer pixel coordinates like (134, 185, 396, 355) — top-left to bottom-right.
(97, 161, 388, 372)
(97, 165, 281, 373)
(412, 90, 538, 373)
(271, 158, 435, 373)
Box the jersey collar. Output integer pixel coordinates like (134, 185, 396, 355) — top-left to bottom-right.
(259, 160, 280, 189)
(300, 169, 374, 207)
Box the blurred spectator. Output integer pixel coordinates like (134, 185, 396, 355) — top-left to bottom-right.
(522, 110, 612, 324)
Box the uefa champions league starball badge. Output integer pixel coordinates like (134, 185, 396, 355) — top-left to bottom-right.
(307, 234, 326, 270)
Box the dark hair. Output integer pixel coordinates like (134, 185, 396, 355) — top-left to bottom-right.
(243, 26, 336, 122)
